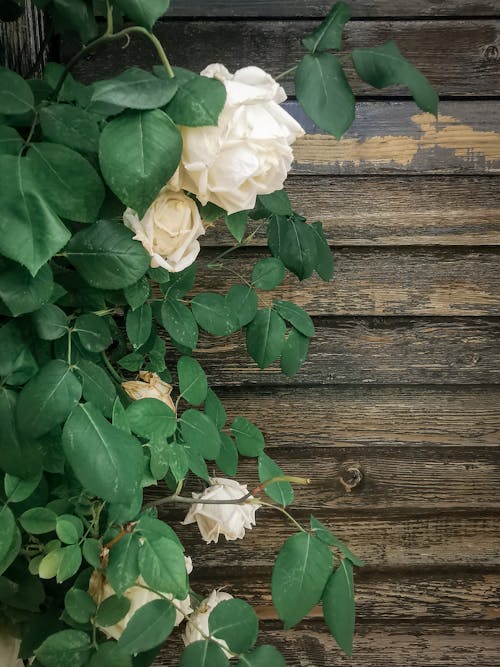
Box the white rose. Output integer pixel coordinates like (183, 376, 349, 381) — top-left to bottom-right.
(123, 188, 205, 272)
(89, 557, 193, 638)
(183, 589, 233, 657)
(181, 477, 259, 543)
(0, 631, 23, 667)
(122, 371, 176, 413)
(169, 64, 305, 214)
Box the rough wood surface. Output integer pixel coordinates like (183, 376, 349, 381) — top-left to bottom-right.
(69, 20, 500, 97)
(204, 176, 500, 247)
(190, 247, 500, 316)
(0, 1, 45, 76)
(175, 319, 500, 386)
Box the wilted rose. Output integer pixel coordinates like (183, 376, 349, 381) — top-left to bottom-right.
(124, 188, 205, 272)
(183, 589, 233, 656)
(182, 477, 259, 543)
(122, 371, 175, 412)
(169, 64, 304, 214)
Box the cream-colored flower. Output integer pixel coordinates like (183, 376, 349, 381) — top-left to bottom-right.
(89, 557, 193, 639)
(123, 188, 205, 272)
(122, 371, 175, 412)
(0, 631, 23, 667)
(182, 477, 259, 543)
(169, 64, 304, 215)
(183, 589, 233, 657)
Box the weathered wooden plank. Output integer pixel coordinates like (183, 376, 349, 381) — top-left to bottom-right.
(204, 176, 500, 247)
(163, 510, 500, 569)
(176, 319, 500, 385)
(70, 21, 500, 97)
(200, 386, 500, 448)
(0, 0, 46, 76)
(147, 445, 500, 511)
(189, 247, 500, 316)
(167, 0, 500, 18)
(155, 622, 500, 667)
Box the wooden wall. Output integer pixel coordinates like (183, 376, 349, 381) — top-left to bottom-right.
(12, 0, 500, 664)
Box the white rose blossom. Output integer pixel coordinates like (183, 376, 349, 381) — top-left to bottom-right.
(0, 631, 23, 667)
(122, 371, 176, 413)
(89, 557, 193, 639)
(169, 64, 305, 214)
(183, 589, 233, 657)
(123, 187, 205, 272)
(182, 477, 259, 543)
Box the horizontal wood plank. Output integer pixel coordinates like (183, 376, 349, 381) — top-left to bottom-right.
(191, 247, 500, 316)
(174, 319, 500, 385)
(204, 176, 500, 247)
(156, 622, 500, 667)
(71, 21, 500, 97)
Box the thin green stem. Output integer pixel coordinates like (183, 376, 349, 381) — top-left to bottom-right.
(100, 352, 123, 384)
(256, 498, 307, 533)
(67, 328, 73, 365)
(275, 64, 298, 81)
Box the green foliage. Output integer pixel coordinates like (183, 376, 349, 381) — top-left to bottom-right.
(180, 409, 221, 459)
(91, 68, 178, 110)
(160, 299, 199, 350)
(113, 0, 170, 30)
(226, 285, 258, 328)
(127, 398, 176, 439)
(138, 534, 187, 598)
(310, 515, 364, 566)
(191, 293, 238, 337)
(167, 70, 227, 126)
(0, 262, 53, 317)
(126, 302, 153, 349)
(237, 645, 286, 667)
(0, 506, 21, 575)
(323, 559, 356, 655)
(273, 300, 315, 337)
(280, 328, 310, 377)
(118, 599, 176, 654)
(231, 416, 265, 457)
(180, 641, 229, 667)
(268, 214, 317, 281)
(35, 629, 92, 667)
(74, 313, 113, 352)
(96, 594, 131, 627)
(178, 356, 208, 405)
(32, 304, 68, 340)
(0, 66, 34, 114)
(65, 588, 97, 624)
(246, 308, 286, 369)
(258, 453, 294, 506)
(209, 598, 259, 653)
(39, 104, 100, 154)
(224, 211, 248, 242)
(106, 533, 141, 596)
(302, 1, 351, 53)
(251, 257, 285, 290)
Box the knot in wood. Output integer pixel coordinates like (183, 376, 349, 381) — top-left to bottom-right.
(339, 465, 363, 493)
(484, 45, 499, 61)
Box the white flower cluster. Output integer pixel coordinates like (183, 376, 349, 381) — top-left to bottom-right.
(124, 64, 304, 272)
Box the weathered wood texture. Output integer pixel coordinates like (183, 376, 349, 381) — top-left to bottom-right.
(0, 1, 45, 76)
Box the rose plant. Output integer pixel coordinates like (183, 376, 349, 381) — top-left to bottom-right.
(0, 2, 437, 666)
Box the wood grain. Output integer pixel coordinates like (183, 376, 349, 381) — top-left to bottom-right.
(189, 247, 500, 316)
(176, 319, 500, 386)
(204, 176, 500, 247)
(156, 623, 500, 667)
(0, 0, 46, 76)
(69, 20, 500, 97)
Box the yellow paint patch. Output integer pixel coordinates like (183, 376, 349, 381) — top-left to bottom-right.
(294, 112, 500, 168)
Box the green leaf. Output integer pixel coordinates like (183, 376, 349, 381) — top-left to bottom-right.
(17, 360, 82, 439)
(74, 313, 113, 352)
(126, 302, 152, 349)
(118, 598, 175, 654)
(180, 409, 221, 460)
(296, 53, 355, 139)
(51, 0, 98, 42)
(0, 262, 53, 316)
(96, 594, 131, 627)
(65, 588, 97, 624)
(0, 125, 23, 155)
(113, 0, 170, 30)
(268, 214, 318, 281)
(39, 104, 100, 154)
(117, 352, 144, 372)
(33, 304, 68, 340)
(216, 433, 238, 477)
(191, 293, 238, 337)
(251, 257, 285, 290)
(62, 402, 144, 504)
(280, 328, 309, 377)
(257, 190, 292, 216)
(99, 109, 182, 215)
(0, 66, 34, 114)
(311, 221, 334, 281)
(76, 359, 117, 418)
(4, 471, 42, 502)
(209, 599, 258, 653)
(302, 1, 351, 53)
(198, 200, 226, 222)
(224, 211, 248, 243)
(82, 538, 102, 568)
(258, 453, 293, 506)
(89, 642, 132, 667)
(167, 73, 226, 126)
(187, 448, 209, 482)
(272, 532, 333, 628)
(273, 301, 315, 337)
(237, 645, 286, 667)
(0, 506, 21, 575)
(246, 308, 286, 369)
(168, 442, 189, 481)
(91, 68, 177, 110)
(126, 398, 176, 439)
(106, 533, 140, 596)
(66, 220, 150, 290)
(38, 547, 63, 579)
(19, 507, 57, 534)
(57, 544, 82, 582)
(56, 514, 84, 545)
(0, 321, 38, 386)
(310, 515, 363, 567)
(0, 155, 70, 276)
(226, 285, 258, 328)
(352, 40, 438, 116)
(205, 388, 226, 429)
(124, 276, 151, 310)
(323, 559, 356, 655)
(231, 416, 265, 457)
(138, 535, 187, 599)
(160, 299, 198, 350)
(28, 142, 104, 223)
(161, 264, 196, 297)
(35, 629, 92, 667)
(178, 356, 208, 405)
(180, 641, 229, 667)
(0, 388, 41, 477)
